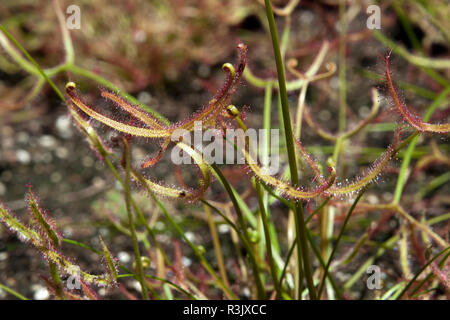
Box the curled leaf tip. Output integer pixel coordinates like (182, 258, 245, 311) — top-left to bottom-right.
(226, 104, 239, 117)
(385, 56, 450, 134)
(222, 63, 235, 77)
(65, 82, 76, 91)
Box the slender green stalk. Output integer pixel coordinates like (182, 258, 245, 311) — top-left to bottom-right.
(343, 235, 399, 290)
(305, 230, 342, 299)
(104, 156, 171, 265)
(278, 231, 342, 299)
(49, 262, 65, 300)
(54, 0, 74, 65)
(201, 198, 272, 286)
(416, 171, 450, 200)
(0, 25, 169, 124)
(211, 163, 266, 299)
(408, 249, 450, 297)
(264, 0, 316, 300)
(63, 238, 101, 254)
(122, 139, 149, 300)
(256, 182, 281, 297)
(0, 283, 28, 300)
(203, 203, 230, 290)
(117, 269, 196, 300)
(373, 31, 450, 70)
(261, 82, 281, 261)
(317, 187, 367, 297)
(148, 189, 237, 300)
(0, 25, 65, 101)
(277, 197, 331, 293)
(392, 2, 421, 51)
(396, 247, 450, 300)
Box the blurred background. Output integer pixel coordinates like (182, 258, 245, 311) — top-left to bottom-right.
(0, 0, 449, 299)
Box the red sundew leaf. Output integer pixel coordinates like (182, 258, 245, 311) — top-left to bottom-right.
(303, 88, 380, 141)
(174, 166, 191, 190)
(26, 187, 62, 248)
(101, 90, 168, 130)
(326, 130, 402, 196)
(99, 236, 118, 284)
(131, 141, 211, 202)
(385, 54, 450, 134)
(168, 43, 247, 132)
(66, 84, 171, 138)
(40, 275, 60, 299)
(294, 138, 325, 184)
(67, 101, 112, 159)
(2, 191, 117, 288)
(141, 138, 170, 168)
(303, 105, 338, 141)
(242, 136, 336, 200)
(66, 43, 248, 171)
(80, 280, 100, 300)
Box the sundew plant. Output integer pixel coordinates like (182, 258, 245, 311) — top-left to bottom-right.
(0, 0, 449, 300)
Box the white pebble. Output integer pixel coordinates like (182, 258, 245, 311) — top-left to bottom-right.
(218, 224, 230, 234)
(16, 149, 31, 164)
(181, 256, 192, 267)
(38, 135, 57, 149)
(56, 115, 73, 138)
(32, 285, 50, 300)
(0, 252, 8, 261)
(185, 232, 195, 242)
(118, 251, 131, 264)
(138, 92, 152, 105)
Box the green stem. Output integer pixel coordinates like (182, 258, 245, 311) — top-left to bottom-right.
(203, 203, 230, 290)
(0, 25, 65, 101)
(149, 190, 237, 300)
(49, 262, 65, 300)
(408, 249, 450, 298)
(317, 187, 367, 297)
(264, 0, 316, 300)
(122, 139, 149, 300)
(0, 283, 28, 300)
(211, 164, 266, 299)
(396, 247, 450, 300)
(256, 182, 281, 297)
(104, 156, 171, 265)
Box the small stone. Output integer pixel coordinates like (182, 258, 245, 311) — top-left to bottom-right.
(39, 135, 57, 149)
(137, 92, 152, 105)
(218, 224, 230, 234)
(32, 285, 50, 300)
(0, 252, 8, 261)
(56, 115, 73, 139)
(55, 147, 69, 159)
(118, 251, 131, 264)
(181, 256, 192, 267)
(16, 149, 31, 164)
